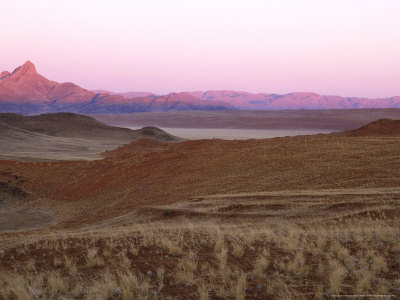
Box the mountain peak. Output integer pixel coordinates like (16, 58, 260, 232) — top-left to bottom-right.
(10, 61, 37, 78)
(19, 60, 37, 74)
(0, 61, 39, 85)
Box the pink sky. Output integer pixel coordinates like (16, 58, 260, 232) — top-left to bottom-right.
(1, 0, 400, 98)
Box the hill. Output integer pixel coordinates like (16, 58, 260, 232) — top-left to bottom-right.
(0, 112, 179, 140)
(0, 113, 181, 161)
(344, 119, 400, 136)
(0, 133, 397, 226)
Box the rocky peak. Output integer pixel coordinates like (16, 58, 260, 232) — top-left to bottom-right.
(7, 61, 38, 81)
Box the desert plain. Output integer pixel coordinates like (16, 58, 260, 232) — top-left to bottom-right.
(0, 111, 399, 299)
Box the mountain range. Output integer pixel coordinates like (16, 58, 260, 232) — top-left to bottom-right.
(1, 61, 399, 114)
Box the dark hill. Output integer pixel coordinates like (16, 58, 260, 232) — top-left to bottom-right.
(345, 119, 400, 136)
(0, 113, 182, 161)
(0, 113, 181, 141)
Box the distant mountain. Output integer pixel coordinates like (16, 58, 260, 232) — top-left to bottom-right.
(1, 61, 399, 114)
(91, 90, 155, 98)
(0, 62, 233, 114)
(189, 90, 400, 110)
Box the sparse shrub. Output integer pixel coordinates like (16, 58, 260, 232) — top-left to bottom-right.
(215, 246, 228, 270)
(65, 256, 78, 275)
(314, 285, 324, 300)
(166, 240, 182, 257)
(119, 253, 131, 269)
(252, 254, 269, 280)
(371, 255, 388, 274)
(86, 248, 104, 268)
(354, 269, 373, 294)
(174, 252, 198, 284)
(156, 267, 164, 291)
(328, 262, 347, 294)
(87, 272, 118, 300)
(214, 233, 225, 253)
(53, 257, 64, 268)
(47, 271, 69, 296)
(25, 259, 36, 272)
(198, 281, 209, 300)
(119, 271, 139, 299)
(235, 271, 247, 300)
(129, 244, 138, 256)
(231, 242, 244, 258)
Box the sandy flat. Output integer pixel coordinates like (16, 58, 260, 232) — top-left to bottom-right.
(127, 127, 333, 140)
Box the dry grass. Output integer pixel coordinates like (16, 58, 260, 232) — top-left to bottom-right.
(53, 256, 64, 268)
(48, 271, 69, 296)
(1, 218, 398, 299)
(328, 262, 348, 294)
(174, 251, 198, 284)
(86, 247, 105, 268)
(251, 252, 269, 280)
(231, 241, 245, 258)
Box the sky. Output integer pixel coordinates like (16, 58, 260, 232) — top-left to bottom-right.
(1, 0, 400, 98)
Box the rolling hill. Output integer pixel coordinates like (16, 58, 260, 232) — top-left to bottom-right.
(0, 118, 399, 226)
(0, 112, 181, 161)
